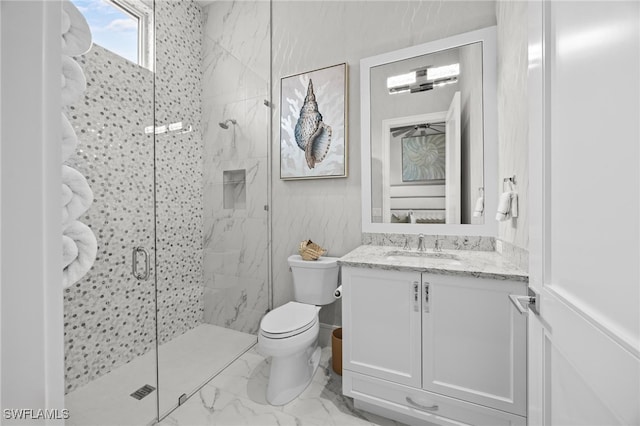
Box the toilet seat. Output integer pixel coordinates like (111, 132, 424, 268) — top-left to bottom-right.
(260, 302, 318, 339)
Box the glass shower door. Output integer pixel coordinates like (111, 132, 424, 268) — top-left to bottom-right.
(62, 1, 158, 425)
(154, 0, 271, 418)
(152, 0, 209, 416)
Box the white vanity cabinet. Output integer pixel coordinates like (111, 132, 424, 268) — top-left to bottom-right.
(421, 273, 527, 416)
(342, 266, 527, 426)
(342, 267, 422, 387)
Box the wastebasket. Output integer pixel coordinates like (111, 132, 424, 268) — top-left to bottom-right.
(331, 327, 342, 375)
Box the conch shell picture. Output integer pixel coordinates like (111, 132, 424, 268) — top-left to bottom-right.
(280, 63, 347, 180)
(294, 79, 332, 169)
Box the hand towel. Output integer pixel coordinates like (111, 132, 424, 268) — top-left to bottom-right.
(62, 113, 78, 162)
(62, 55, 86, 106)
(495, 191, 512, 221)
(61, 0, 92, 56)
(62, 165, 93, 225)
(473, 196, 484, 217)
(62, 235, 79, 269)
(62, 221, 97, 288)
(510, 192, 519, 218)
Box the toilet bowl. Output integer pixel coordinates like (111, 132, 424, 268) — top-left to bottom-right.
(258, 255, 339, 406)
(258, 302, 322, 405)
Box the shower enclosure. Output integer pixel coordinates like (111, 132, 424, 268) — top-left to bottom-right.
(62, 0, 271, 423)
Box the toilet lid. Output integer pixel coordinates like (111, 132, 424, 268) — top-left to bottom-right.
(261, 302, 317, 335)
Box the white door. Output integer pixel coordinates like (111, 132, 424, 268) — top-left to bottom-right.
(527, 1, 640, 424)
(445, 92, 461, 224)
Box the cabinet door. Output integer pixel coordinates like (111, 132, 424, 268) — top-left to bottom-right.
(343, 267, 422, 387)
(422, 274, 527, 416)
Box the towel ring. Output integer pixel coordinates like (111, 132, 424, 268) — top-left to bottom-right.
(503, 175, 516, 191)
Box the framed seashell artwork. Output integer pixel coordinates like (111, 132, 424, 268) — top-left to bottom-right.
(401, 133, 446, 182)
(280, 63, 347, 180)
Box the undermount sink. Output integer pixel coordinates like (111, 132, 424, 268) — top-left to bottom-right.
(385, 250, 461, 261)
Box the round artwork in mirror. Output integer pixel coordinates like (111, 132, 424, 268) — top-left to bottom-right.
(370, 41, 484, 225)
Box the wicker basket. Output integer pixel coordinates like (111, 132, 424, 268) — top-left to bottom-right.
(298, 240, 327, 261)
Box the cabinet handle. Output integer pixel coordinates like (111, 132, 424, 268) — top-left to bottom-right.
(406, 396, 438, 411)
(413, 281, 419, 312)
(423, 282, 430, 313)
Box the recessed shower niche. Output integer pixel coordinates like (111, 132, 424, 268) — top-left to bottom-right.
(223, 169, 247, 210)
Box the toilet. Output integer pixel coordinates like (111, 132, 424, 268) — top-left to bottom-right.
(258, 254, 339, 405)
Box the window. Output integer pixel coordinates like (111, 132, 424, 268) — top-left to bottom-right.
(71, 0, 154, 71)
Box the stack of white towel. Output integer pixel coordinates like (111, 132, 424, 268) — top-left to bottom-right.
(61, 0, 97, 288)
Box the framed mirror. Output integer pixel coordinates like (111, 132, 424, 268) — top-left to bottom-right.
(361, 27, 497, 236)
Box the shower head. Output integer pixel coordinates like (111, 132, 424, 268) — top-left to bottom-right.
(219, 119, 237, 129)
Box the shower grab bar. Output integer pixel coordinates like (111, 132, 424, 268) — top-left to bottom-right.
(132, 247, 150, 280)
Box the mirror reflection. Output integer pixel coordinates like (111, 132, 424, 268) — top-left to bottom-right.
(370, 42, 484, 225)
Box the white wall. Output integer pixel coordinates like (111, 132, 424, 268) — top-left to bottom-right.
(496, 1, 529, 251)
(1, 1, 65, 422)
(271, 0, 497, 325)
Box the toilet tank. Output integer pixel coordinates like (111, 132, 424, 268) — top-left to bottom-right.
(288, 255, 339, 305)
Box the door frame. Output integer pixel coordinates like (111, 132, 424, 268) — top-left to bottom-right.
(445, 92, 461, 224)
(380, 111, 447, 223)
(0, 0, 65, 414)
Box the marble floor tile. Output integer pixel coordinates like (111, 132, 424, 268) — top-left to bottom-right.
(67, 327, 403, 426)
(157, 324, 257, 417)
(158, 347, 406, 426)
(66, 324, 256, 426)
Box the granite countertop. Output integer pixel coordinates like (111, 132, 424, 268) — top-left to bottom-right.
(338, 245, 528, 282)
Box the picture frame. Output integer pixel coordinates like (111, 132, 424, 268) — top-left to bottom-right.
(280, 63, 347, 180)
(401, 133, 446, 183)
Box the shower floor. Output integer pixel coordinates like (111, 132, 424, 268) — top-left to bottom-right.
(65, 323, 257, 426)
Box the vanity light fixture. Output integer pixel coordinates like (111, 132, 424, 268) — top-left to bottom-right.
(426, 63, 460, 80)
(433, 76, 458, 88)
(388, 63, 460, 95)
(389, 87, 411, 94)
(387, 72, 416, 89)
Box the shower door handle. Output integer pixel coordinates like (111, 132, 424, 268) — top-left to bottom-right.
(132, 247, 150, 280)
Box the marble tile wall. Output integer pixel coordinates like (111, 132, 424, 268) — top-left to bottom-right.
(496, 1, 529, 253)
(201, 1, 271, 334)
(63, 1, 204, 393)
(271, 1, 497, 326)
(498, 239, 529, 273)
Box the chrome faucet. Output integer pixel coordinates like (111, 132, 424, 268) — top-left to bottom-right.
(408, 210, 416, 224)
(417, 234, 426, 252)
(434, 237, 442, 252)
